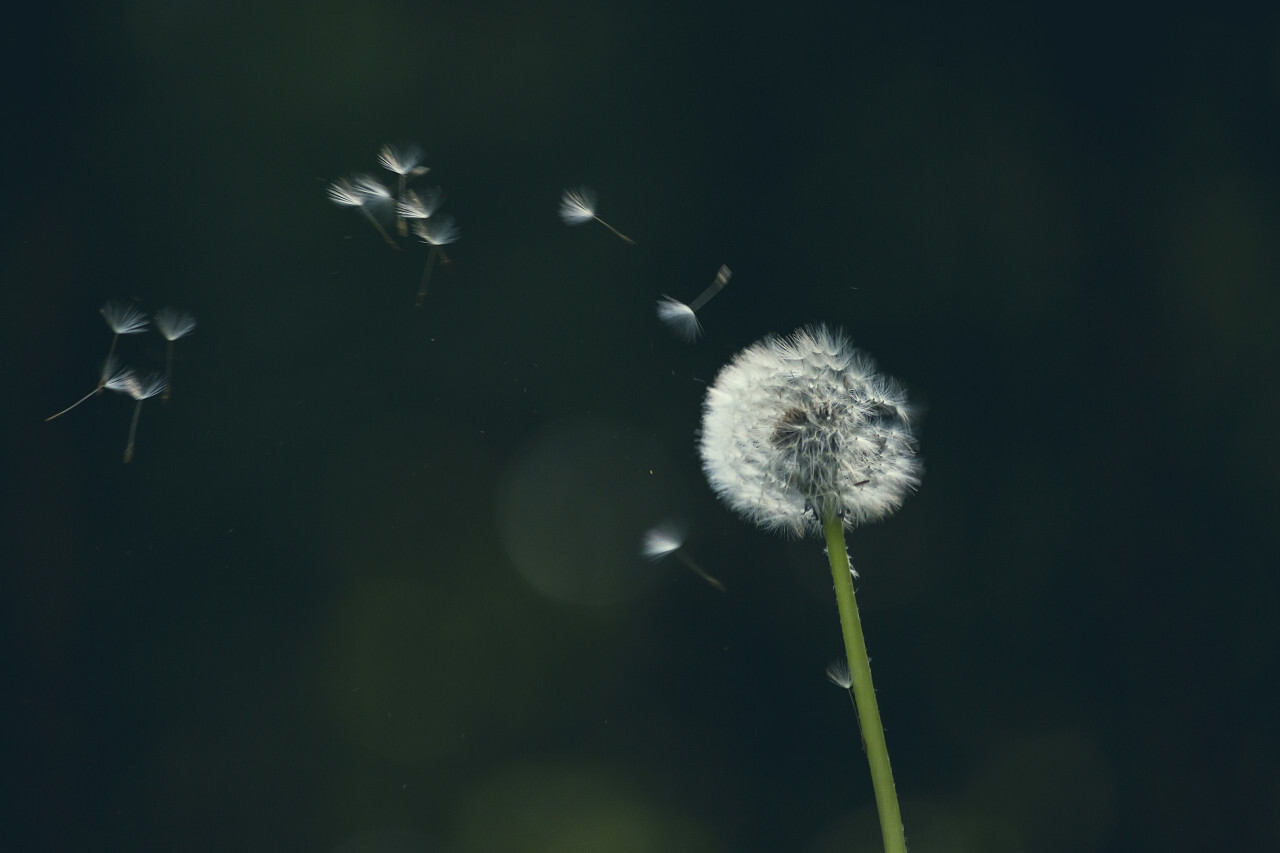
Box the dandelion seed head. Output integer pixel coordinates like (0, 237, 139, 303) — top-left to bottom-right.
(699, 324, 921, 538)
(351, 173, 393, 204)
(397, 187, 444, 220)
(377, 143, 426, 176)
(641, 521, 687, 560)
(326, 178, 363, 207)
(559, 186, 597, 224)
(656, 296, 702, 343)
(114, 371, 166, 402)
(102, 361, 136, 393)
(412, 215, 459, 247)
(101, 300, 149, 335)
(154, 307, 196, 342)
(825, 659, 853, 689)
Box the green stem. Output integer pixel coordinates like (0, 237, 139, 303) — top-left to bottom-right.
(823, 512, 907, 853)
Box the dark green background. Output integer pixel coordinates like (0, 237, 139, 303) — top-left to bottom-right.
(6, 2, 1279, 851)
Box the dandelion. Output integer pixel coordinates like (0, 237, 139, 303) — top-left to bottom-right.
(377, 143, 429, 235)
(657, 264, 732, 342)
(327, 174, 399, 249)
(397, 187, 444, 224)
(109, 370, 166, 463)
(699, 324, 920, 853)
(700, 325, 920, 537)
(641, 520, 725, 592)
(153, 307, 196, 403)
(558, 186, 634, 244)
(411, 215, 459, 308)
(46, 300, 150, 421)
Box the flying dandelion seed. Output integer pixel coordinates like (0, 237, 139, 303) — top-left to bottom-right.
(657, 264, 732, 342)
(109, 370, 166, 463)
(46, 301, 150, 421)
(825, 658, 853, 689)
(640, 520, 725, 592)
(327, 174, 399, 249)
(412, 215, 459, 308)
(558, 186, 635, 244)
(153, 307, 195, 403)
(377, 143, 429, 235)
(825, 658, 864, 745)
(397, 187, 445, 224)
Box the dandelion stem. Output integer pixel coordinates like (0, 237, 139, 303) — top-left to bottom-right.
(162, 340, 174, 403)
(360, 207, 399, 250)
(594, 216, 635, 244)
(46, 388, 98, 421)
(124, 400, 144, 463)
(415, 246, 440, 308)
(823, 512, 906, 853)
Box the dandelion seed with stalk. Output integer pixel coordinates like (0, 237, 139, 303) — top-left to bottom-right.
(46, 300, 149, 421)
(657, 264, 732, 343)
(559, 186, 634, 244)
(153, 307, 195, 403)
(699, 324, 921, 853)
(327, 174, 399, 249)
(641, 520, 726, 592)
(411, 214, 459, 308)
(110, 370, 166, 463)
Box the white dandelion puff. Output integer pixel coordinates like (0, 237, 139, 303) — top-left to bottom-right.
(640, 520, 725, 592)
(699, 324, 921, 538)
(657, 264, 732, 342)
(101, 300, 149, 336)
(411, 215, 460, 307)
(559, 186, 635, 244)
(327, 175, 398, 248)
(825, 658, 853, 689)
(154, 307, 195, 342)
(698, 322, 919, 851)
(397, 187, 444, 222)
(108, 370, 166, 463)
(378, 143, 430, 235)
(153, 307, 196, 402)
(656, 297, 699, 342)
(377, 143, 428, 179)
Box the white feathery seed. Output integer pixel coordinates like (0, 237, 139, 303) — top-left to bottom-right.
(413, 215, 459, 248)
(825, 658, 854, 689)
(109, 370, 166, 464)
(657, 265, 732, 342)
(558, 186, 634, 244)
(397, 187, 444, 222)
(154, 307, 196, 402)
(558, 186, 598, 224)
(641, 521, 687, 560)
(101, 300, 149, 335)
(699, 325, 921, 538)
(640, 520, 725, 592)
(327, 175, 398, 248)
(656, 296, 701, 343)
(153, 307, 196, 342)
(377, 143, 428, 178)
(412, 215, 460, 307)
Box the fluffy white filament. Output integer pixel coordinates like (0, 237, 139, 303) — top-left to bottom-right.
(699, 325, 921, 537)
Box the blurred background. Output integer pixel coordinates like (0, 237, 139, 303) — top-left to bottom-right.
(5, 2, 1279, 851)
